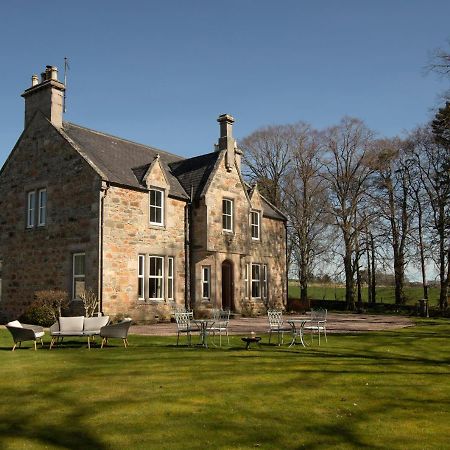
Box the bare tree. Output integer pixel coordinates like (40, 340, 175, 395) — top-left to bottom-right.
(370, 138, 413, 305)
(427, 40, 450, 77)
(321, 117, 375, 310)
(410, 127, 450, 310)
(284, 127, 330, 302)
(241, 124, 294, 208)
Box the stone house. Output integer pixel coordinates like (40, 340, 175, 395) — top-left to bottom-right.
(0, 65, 287, 322)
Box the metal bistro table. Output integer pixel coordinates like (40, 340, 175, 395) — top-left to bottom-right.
(287, 318, 311, 348)
(192, 319, 215, 348)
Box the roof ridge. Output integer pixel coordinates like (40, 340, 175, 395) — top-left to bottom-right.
(63, 121, 185, 161)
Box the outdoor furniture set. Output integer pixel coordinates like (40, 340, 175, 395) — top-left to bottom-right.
(270, 308, 328, 348)
(174, 307, 327, 349)
(174, 309, 231, 348)
(5, 308, 326, 351)
(5, 316, 132, 351)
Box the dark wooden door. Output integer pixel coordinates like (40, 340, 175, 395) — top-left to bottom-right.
(221, 260, 234, 311)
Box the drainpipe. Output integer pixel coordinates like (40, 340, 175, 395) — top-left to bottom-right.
(184, 185, 194, 310)
(99, 181, 109, 314)
(285, 221, 288, 309)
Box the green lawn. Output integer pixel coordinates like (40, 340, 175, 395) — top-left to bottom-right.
(1, 321, 450, 449)
(289, 283, 441, 306)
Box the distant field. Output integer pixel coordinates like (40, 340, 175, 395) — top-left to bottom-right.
(288, 283, 441, 306)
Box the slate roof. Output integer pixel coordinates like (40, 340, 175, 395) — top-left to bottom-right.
(62, 122, 189, 199)
(62, 122, 285, 221)
(169, 151, 221, 199)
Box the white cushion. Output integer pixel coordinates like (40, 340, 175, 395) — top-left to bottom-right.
(84, 316, 109, 332)
(7, 320, 22, 328)
(35, 331, 45, 338)
(59, 316, 84, 332)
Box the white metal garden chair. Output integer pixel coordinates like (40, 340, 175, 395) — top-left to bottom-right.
(303, 308, 327, 345)
(267, 310, 292, 346)
(208, 309, 231, 346)
(174, 311, 197, 346)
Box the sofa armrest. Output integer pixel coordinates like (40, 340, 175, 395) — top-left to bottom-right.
(49, 322, 60, 334)
(22, 323, 44, 333)
(6, 326, 37, 342)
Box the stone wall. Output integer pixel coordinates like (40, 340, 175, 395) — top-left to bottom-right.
(190, 151, 286, 314)
(101, 181, 186, 322)
(0, 115, 100, 322)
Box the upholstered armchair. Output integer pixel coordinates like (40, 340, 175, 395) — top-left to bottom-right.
(6, 320, 45, 351)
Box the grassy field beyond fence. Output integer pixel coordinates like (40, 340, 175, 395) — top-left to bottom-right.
(289, 282, 441, 306)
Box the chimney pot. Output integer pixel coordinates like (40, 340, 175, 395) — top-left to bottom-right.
(31, 75, 39, 87)
(46, 65, 58, 81)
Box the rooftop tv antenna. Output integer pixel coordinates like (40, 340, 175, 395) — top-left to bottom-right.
(63, 57, 69, 113)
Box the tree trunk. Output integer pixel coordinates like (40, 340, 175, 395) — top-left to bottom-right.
(393, 254, 406, 305)
(438, 222, 449, 310)
(370, 233, 376, 303)
(416, 195, 428, 299)
(356, 266, 363, 310)
(344, 241, 355, 310)
(366, 235, 372, 304)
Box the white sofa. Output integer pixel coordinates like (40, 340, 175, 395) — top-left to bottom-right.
(49, 315, 110, 349)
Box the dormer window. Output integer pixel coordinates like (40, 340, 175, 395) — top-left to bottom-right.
(149, 189, 164, 226)
(251, 211, 260, 240)
(222, 199, 233, 232)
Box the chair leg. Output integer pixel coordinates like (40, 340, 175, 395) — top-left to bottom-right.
(12, 343, 17, 351)
(123, 338, 127, 348)
(226, 330, 229, 345)
(268, 331, 272, 344)
(176, 332, 180, 346)
(34, 341, 37, 351)
(324, 327, 328, 342)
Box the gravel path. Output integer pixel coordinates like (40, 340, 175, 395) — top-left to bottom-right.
(130, 312, 414, 336)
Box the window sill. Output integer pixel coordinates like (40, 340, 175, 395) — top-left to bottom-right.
(149, 223, 166, 230)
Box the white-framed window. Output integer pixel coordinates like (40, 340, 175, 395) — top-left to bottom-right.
(149, 256, 164, 299)
(262, 264, 268, 299)
(244, 263, 249, 298)
(251, 263, 261, 298)
(167, 257, 174, 300)
(138, 254, 145, 300)
(27, 191, 36, 228)
(72, 253, 86, 300)
(251, 211, 260, 240)
(149, 189, 164, 226)
(222, 198, 233, 232)
(202, 266, 211, 299)
(38, 188, 47, 226)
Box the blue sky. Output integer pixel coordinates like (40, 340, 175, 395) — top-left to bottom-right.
(0, 0, 449, 166)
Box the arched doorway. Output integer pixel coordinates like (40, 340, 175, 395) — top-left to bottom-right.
(221, 260, 234, 311)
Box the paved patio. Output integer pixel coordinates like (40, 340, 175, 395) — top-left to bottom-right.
(130, 312, 414, 336)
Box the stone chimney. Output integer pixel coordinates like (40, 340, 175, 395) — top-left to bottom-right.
(21, 65, 65, 129)
(217, 114, 243, 172)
